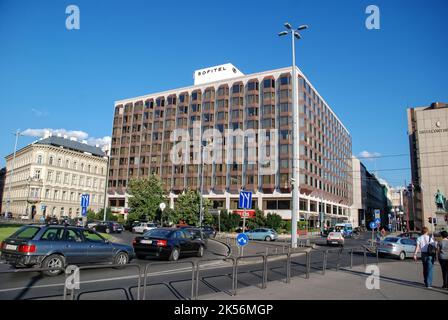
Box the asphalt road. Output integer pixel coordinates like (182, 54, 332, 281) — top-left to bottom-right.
(0, 231, 230, 300)
(0, 231, 397, 300)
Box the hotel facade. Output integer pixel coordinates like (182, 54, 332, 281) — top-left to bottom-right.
(407, 102, 448, 231)
(108, 64, 353, 226)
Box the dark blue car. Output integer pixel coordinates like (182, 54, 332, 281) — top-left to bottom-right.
(0, 225, 135, 276)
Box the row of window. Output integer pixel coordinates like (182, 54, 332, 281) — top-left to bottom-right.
(36, 154, 105, 175)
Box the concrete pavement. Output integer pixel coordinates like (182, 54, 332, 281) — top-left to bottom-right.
(200, 259, 448, 300)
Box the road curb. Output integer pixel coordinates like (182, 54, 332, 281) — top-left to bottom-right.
(209, 238, 232, 258)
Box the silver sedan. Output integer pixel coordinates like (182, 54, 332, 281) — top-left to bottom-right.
(377, 237, 420, 260)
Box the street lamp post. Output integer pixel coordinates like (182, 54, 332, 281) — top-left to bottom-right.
(102, 149, 112, 222)
(279, 22, 308, 249)
(199, 144, 205, 227)
(5, 130, 22, 217)
(159, 202, 166, 227)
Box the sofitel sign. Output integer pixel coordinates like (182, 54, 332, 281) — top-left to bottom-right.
(193, 63, 244, 86)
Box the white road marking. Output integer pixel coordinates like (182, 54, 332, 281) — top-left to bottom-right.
(0, 261, 231, 293)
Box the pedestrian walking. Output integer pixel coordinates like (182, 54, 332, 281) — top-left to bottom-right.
(437, 230, 448, 289)
(413, 227, 436, 288)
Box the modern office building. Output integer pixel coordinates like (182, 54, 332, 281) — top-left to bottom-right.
(108, 64, 353, 226)
(2, 135, 108, 219)
(350, 156, 389, 229)
(407, 102, 448, 231)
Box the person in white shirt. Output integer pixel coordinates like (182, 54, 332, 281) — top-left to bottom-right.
(413, 227, 436, 288)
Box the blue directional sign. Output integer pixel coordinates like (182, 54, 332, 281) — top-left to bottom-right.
(369, 222, 377, 230)
(374, 218, 381, 225)
(81, 194, 90, 208)
(236, 233, 249, 247)
(239, 191, 253, 210)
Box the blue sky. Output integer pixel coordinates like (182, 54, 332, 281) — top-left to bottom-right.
(0, 0, 447, 187)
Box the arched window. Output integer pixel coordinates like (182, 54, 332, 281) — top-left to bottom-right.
(37, 155, 43, 165)
(49, 156, 54, 166)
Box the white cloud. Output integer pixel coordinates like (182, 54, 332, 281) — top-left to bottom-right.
(31, 108, 48, 117)
(358, 150, 382, 160)
(22, 128, 111, 150)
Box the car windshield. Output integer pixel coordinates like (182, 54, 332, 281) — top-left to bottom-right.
(10, 226, 41, 240)
(144, 229, 171, 238)
(384, 237, 400, 243)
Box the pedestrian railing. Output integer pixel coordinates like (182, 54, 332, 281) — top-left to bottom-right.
(0, 245, 381, 300)
(142, 260, 196, 301)
(63, 263, 143, 301)
(194, 257, 236, 300)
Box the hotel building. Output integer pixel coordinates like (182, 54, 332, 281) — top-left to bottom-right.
(407, 102, 448, 231)
(2, 136, 108, 219)
(108, 64, 353, 226)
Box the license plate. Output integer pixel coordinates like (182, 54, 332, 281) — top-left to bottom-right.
(331, 242, 338, 244)
(5, 245, 18, 251)
(141, 240, 153, 245)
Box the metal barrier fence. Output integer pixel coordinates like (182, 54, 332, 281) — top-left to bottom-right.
(194, 257, 236, 300)
(0, 245, 379, 300)
(64, 263, 142, 301)
(142, 260, 196, 301)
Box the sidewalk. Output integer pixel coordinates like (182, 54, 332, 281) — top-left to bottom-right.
(200, 259, 448, 300)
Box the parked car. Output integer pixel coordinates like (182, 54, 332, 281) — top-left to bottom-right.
(87, 220, 101, 229)
(124, 220, 146, 231)
(378, 236, 419, 260)
(201, 226, 217, 239)
(327, 232, 344, 247)
(132, 222, 158, 234)
(133, 228, 206, 261)
(20, 215, 30, 221)
(93, 221, 123, 234)
(46, 217, 60, 225)
(245, 228, 278, 242)
(0, 225, 134, 276)
(398, 232, 422, 240)
(321, 227, 335, 237)
(181, 227, 209, 246)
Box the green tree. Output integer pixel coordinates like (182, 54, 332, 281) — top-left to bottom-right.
(266, 213, 283, 232)
(96, 208, 117, 221)
(86, 209, 96, 221)
(226, 213, 241, 232)
(128, 176, 166, 222)
(246, 208, 266, 230)
(174, 189, 212, 226)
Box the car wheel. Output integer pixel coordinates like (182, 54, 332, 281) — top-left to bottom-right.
(42, 254, 65, 277)
(265, 236, 272, 242)
(197, 245, 205, 258)
(93, 227, 97, 232)
(399, 251, 406, 261)
(113, 252, 129, 267)
(169, 247, 180, 262)
(106, 228, 111, 234)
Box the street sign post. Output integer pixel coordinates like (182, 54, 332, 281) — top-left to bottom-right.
(238, 191, 252, 256)
(236, 233, 249, 247)
(369, 221, 377, 248)
(374, 218, 381, 225)
(80, 194, 90, 218)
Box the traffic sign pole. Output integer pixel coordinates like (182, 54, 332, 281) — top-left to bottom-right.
(242, 208, 246, 257)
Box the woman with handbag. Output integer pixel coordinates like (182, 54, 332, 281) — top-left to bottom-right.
(413, 227, 436, 288)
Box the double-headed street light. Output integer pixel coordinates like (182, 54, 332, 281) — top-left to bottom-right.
(278, 22, 308, 249)
(5, 130, 23, 217)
